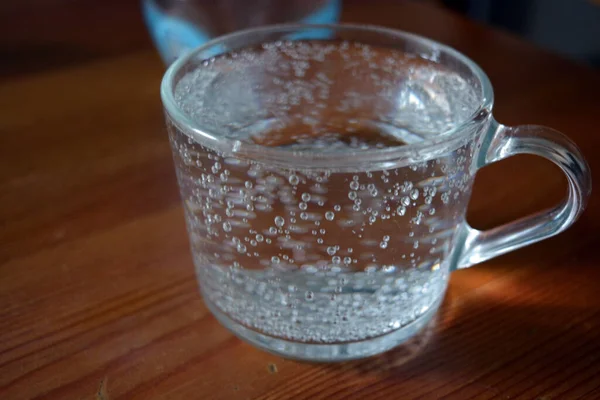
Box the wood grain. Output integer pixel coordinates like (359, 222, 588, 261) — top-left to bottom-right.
(1, 0, 599, 399)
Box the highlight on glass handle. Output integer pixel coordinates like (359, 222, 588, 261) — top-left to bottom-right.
(454, 121, 592, 270)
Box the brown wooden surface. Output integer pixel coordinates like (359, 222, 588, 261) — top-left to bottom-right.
(1, 1, 599, 399)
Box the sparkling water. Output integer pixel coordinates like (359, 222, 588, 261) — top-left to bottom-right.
(168, 40, 479, 343)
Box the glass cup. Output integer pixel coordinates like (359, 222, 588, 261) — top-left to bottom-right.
(160, 24, 591, 361)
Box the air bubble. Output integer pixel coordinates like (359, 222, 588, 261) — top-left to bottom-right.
(365, 265, 377, 273)
(327, 246, 337, 256)
(222, 221, 232, 232)
(325, 211, 335, 221)
(301, 193, 311, 202)
(274, 216, 285, 227)
(441, 192, 450, 204)
(382, 265, 395, 273)
(288, 174, 300, 185)
(350, 181, 359, 190)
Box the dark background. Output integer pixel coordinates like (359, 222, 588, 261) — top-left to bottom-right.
(443, 0, 600, 66)
(1, 0, 599, 81)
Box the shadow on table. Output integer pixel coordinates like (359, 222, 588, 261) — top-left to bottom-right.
(327, 263, 599, 394)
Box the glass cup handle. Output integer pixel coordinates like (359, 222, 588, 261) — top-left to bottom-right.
(453, 120, 592, 270)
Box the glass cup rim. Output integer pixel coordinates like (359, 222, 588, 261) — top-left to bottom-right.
(161, 23, 495, 170)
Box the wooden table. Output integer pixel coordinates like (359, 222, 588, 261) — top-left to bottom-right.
(1, 1, 599, 399)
